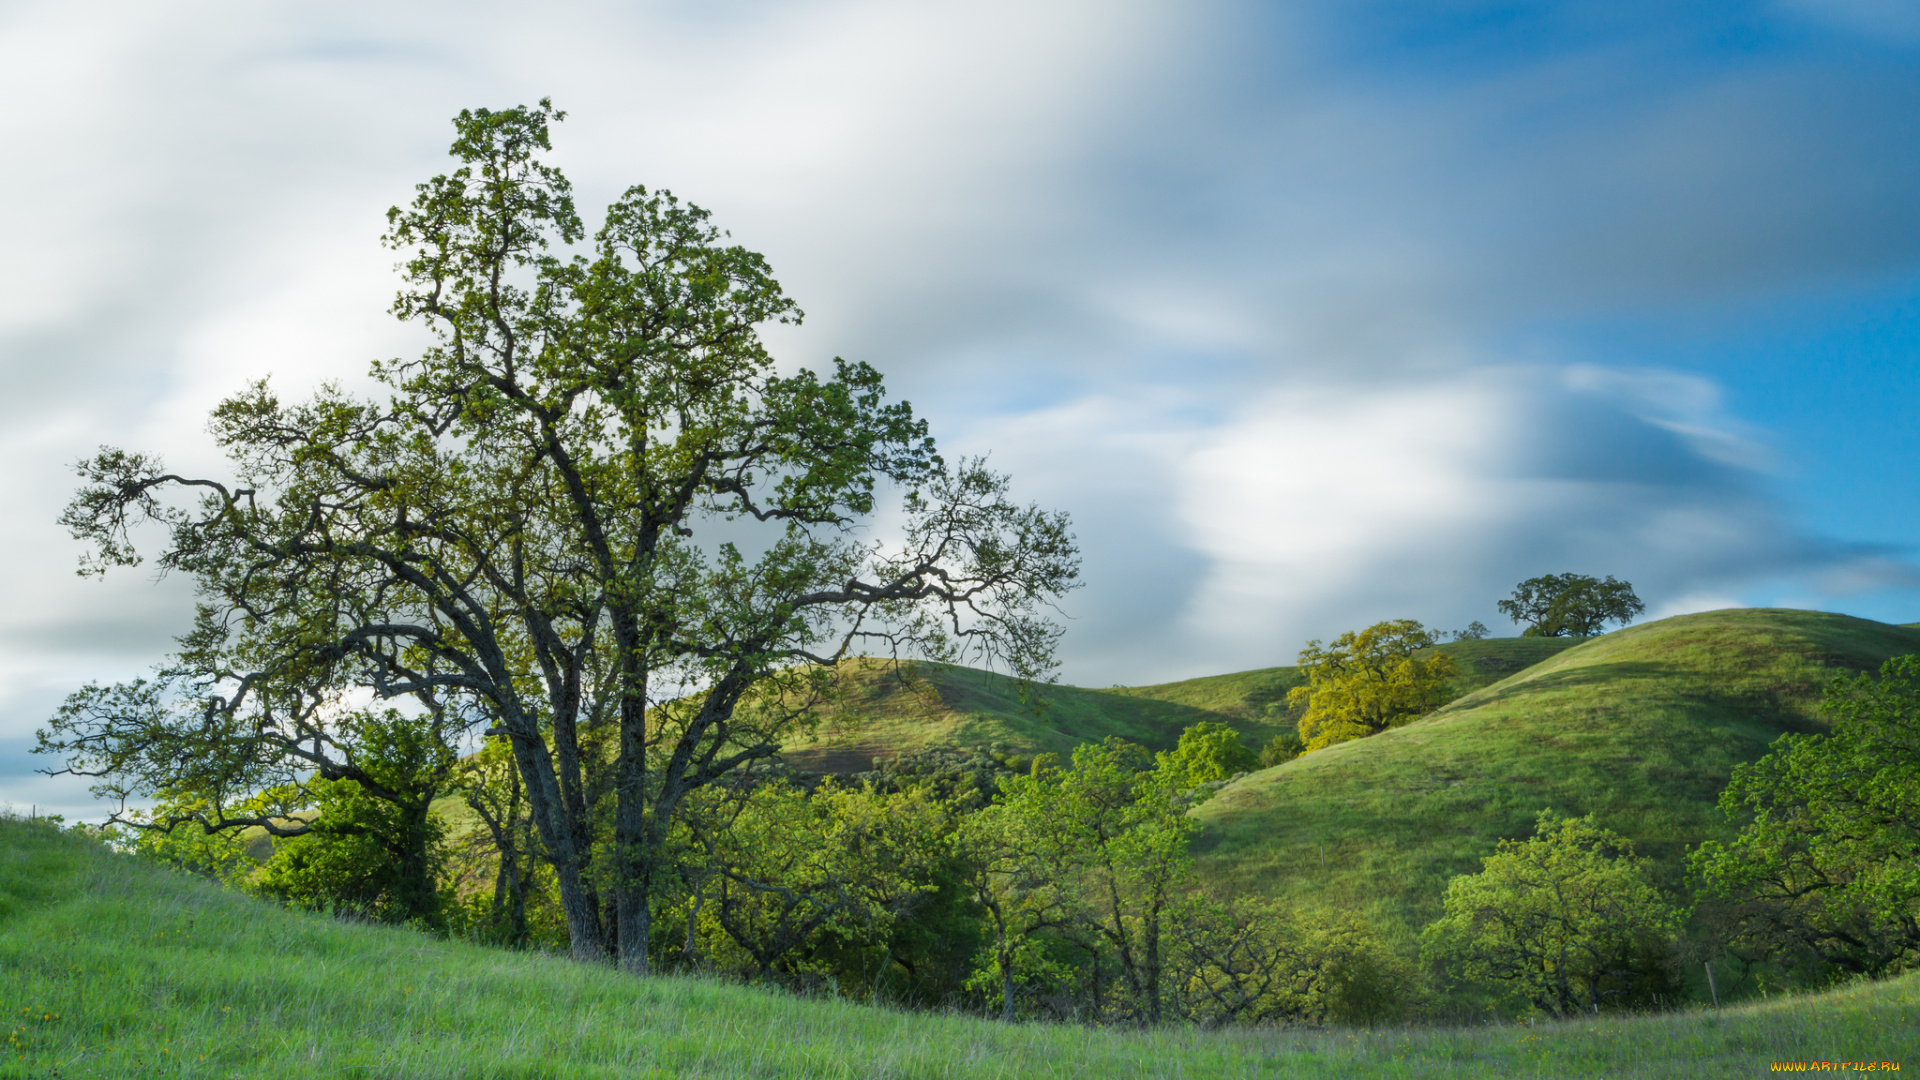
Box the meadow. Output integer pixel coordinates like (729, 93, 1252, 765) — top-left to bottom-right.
(0, 814, 1911, 1079)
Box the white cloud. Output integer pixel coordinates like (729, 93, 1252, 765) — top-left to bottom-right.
(965, 361, 1907, 684)
(1775, 0, 1920, 43)
(4, 0, 1920, 816)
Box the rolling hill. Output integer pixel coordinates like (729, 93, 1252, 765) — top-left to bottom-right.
(1188, 608, 1920, 960)
(780, 635, 1580, 773)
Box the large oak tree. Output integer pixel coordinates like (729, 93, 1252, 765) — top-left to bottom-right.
(43, 101, 1078, 974)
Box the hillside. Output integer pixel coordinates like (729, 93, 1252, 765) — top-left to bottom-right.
(1189, 608, 1920, 966)
(1, 814, 1911, 1078)
(781, 636, 1580, 773)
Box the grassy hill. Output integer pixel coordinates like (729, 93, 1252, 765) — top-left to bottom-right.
(1189, 609, 1920, 967)
(782, 636, 1580, 773)
(1, 814, 1911, 1078)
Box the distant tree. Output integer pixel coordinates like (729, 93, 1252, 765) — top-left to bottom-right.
(1420, 811, 1681, 1017)
(1154, 722, 1256, 793)
(1258, 731, 1305, 768)
(1449, 621, 1490, 642)
(450, 737, 545, 947)
(1288, 620, 1457, 753)
(952, 772, 1077, 1022)
(250, 773, 452, 926)
(1689, 656, 1920, 979)
(1497, 574, 1644, 637)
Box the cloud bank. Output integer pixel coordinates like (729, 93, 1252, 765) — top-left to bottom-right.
(4, 0, 1919, 812)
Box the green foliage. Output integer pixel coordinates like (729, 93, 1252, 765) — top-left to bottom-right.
(251, 778, 450, 926)
(1288, 619, 1458, 752)
(1498, 573, 1645, 638)
(1690, 655, 1920, 979)
(3, 815, 1916, 1077)
(853, 742, 1015, 809)
(1421, 811, 1682, 1017)
(444, 738, 555, 949)
(38, 666, 466, 926)
(1165, 898, 1409, 1027)
(116, 794, 263, 887)
(1038, 739, 1196, 1024)
(955, 738, 1196, 1023)
(951, 771, 1075, 1021)
(681, 779, 950, 988)
(872, 846, 990, 1007)
(1258, 731, 1304, 768)
(50, 100, 1079, 973)
(246, 710, 457, 927)
(1155, 722, 1256, 793)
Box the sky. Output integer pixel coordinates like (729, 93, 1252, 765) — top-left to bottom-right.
(3, 0, 1918, 817)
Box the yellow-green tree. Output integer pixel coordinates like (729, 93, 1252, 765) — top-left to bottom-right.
(1288, 619, 1456, 752)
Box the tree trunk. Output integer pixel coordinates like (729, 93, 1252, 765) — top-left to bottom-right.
(614, 676, 654, 976)
(397, 798, 440, 925)
(1001, 944, 1016, 1023)
(990, 900, 1015, 1022)
(619, 883, 651, 976)
(504, 726, 606, 962)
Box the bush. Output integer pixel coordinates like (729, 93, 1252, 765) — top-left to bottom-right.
(1259, 732, 1304, 767)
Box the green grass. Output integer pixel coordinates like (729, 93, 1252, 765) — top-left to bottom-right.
(780, 659, 1282, 773)
(1190, 609, 1920, 965)
(0, 815, 1912, 1078)
(783, 637, 1581, 774)
(1111, 636, 1578, 720)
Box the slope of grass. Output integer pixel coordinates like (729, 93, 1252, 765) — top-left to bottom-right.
(780, 660, 1289, 773)
(1190, 609, 1920, 959)
(784, 637, 1580, 774)
(0, 815, 1912, 1079)
(1111, 636, 1578, 720)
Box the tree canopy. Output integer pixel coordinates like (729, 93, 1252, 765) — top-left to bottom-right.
(1153, 721, 1255, 794)
(1690, 656, 1920, 979)
(1420, 812, 1681, 1016)
(39, 100, 1079, 976)
(1496, 574, 1643, 637)
(1287, 619, 1456, 752)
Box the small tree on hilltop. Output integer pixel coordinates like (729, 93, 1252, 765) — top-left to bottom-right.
(1497, 574, 1644, 637)
(1288, 619, 1457, 753)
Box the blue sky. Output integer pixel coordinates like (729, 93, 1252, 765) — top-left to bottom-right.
(1, 0, 1917, 816)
